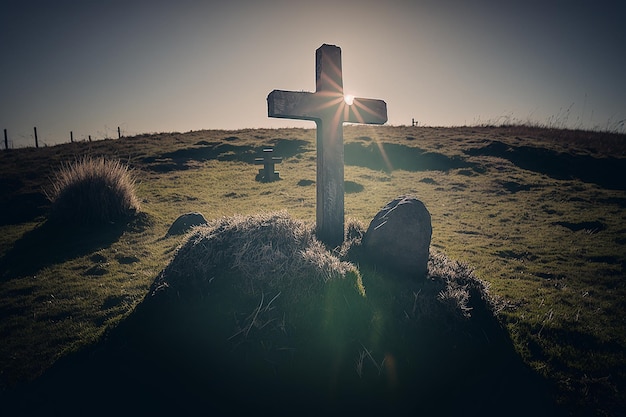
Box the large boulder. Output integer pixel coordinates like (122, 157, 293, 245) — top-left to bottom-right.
(166, 212, 208, 236)
(362, 195, 432, 278)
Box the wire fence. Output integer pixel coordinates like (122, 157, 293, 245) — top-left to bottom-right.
(2, 125, 140, 150)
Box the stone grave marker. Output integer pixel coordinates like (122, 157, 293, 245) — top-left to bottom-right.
(267, 44, 387, 247)
(255, 148, 282, 182)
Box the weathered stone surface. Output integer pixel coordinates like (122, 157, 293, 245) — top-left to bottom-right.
(255, 148, 282, 182)
(167, 212, 207, 236)
(363, 195, 432, 278)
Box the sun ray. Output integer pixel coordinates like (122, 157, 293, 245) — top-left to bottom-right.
(368, 124, 394, 172)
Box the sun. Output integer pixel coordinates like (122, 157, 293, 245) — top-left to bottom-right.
(343, 94, 354, 105)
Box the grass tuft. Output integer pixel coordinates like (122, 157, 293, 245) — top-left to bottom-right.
(45, 157, 140, 225)
(344, 220, 495, 321)
(428, 251, 492, 319)
(153, 211, 360, 301)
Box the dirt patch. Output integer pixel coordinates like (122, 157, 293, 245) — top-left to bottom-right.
(142, 139, 309, 172)
(553, 221, 606, 233)
(345, 180, 364, 193)
(345, 142, 476, 172)
(466, 141, 626, 190)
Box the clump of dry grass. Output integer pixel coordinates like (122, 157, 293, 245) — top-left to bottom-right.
(152, 211, 362, 300)
(340, 217, 366, 257)
(46, 157, 140, 225)
(428, 251, 492, 319)
(341, 219, 496, 321)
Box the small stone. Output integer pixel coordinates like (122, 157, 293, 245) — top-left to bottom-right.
(362, 195, 432, 278)
(167, 212, 208, 236)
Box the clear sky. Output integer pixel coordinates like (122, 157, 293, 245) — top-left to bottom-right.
(1, 0, 625, 147)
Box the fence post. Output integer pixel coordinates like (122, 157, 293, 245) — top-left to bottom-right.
(70, 131, 74, 143)
(34, 127, 39, 148)
(118, 127, 121, 138)
(89, 135, 92, 142)
(4, 129, 7, 150)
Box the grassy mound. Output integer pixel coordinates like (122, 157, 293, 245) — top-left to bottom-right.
(151, 210, 363, 300)
(121, 213, 557, 414)
(46, 157, 140, 225)
(5, 212, 562, 416)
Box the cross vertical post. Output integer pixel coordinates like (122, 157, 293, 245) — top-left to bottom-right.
(267, 44, 387, 247)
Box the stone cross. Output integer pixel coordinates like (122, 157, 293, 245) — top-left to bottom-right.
(267, 44, 387, 247)
(255, 148, 282, 182)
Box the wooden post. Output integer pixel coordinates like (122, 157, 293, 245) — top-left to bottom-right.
(89, 135, 92, 142)
(4, 129, 7, 150)
(267, 44, 387, 247)
(70, 131, 74, 143)
(34, 127, 39, 148)
(118, 127, 121, 138)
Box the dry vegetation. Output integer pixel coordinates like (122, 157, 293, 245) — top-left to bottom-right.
(45, 156, 140, 225)
(0, 125, 625, 416)
(152, 210, 362, 301)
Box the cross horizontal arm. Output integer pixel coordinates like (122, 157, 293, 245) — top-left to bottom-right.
(344, 98, 387, 124)
(268, 90, 320, 121)
(269, 90, 387, 125)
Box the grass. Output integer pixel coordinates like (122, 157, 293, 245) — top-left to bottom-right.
(0, 125, 625, 415)
(45, 157, 140, 225)
(152, 210, 362, 301)
(4, 212, 525, 416)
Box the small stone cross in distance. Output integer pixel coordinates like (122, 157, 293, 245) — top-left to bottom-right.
(255, 148, 282, 182)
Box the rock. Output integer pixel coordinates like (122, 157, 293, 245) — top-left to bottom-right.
(167, 212, 208, 236)
(362, 195, 432, 278)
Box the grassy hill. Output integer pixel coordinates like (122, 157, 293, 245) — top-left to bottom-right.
(0, 125, 625, 415)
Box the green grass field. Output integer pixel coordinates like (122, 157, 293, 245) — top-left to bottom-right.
(1, 125, 625, 415)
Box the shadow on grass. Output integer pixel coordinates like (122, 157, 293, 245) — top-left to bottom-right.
(2, 264, 567, 417)
(141, 139, 309, 172)
(465, 141, 626, 190)
(0, 213, 151, 281)
(0, 213, 571, 416)
(345, 180, 364, 193)
(0, 176, 49, 226)
(345, 142, 477, 172)
(0, 192, 49, 226)
(553, 220, 606, 233)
